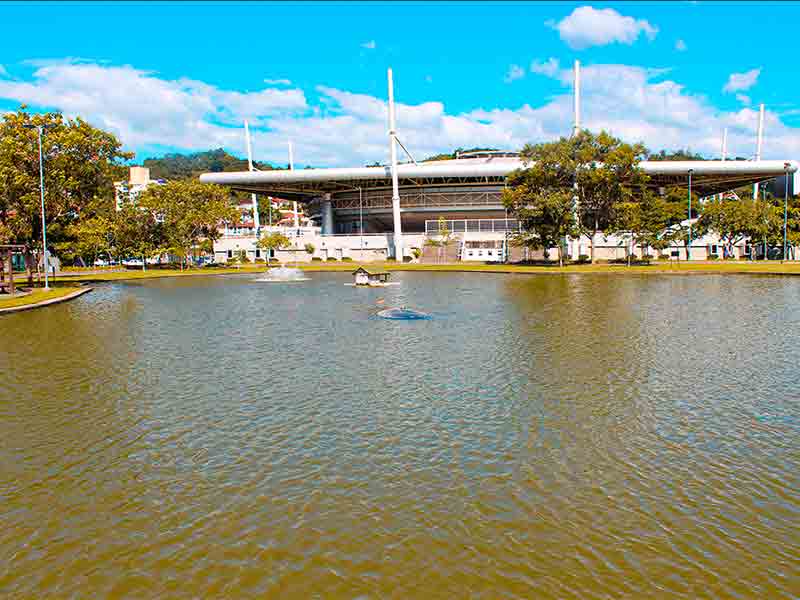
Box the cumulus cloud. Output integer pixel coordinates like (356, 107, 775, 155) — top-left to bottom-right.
(723, 68, 761, 93)
(503, 64, 525, 83)
(530, 57, 560, 77)
(0, 58, 797, 167)
(264, 78, 292, 85)
(360, 40, 376, 50)
(675, 39, 687, 51)
(736, 93, 751, 106)
(547, 6, 659, 49)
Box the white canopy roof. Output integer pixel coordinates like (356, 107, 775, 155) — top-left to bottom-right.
(200, 156, 799, 199)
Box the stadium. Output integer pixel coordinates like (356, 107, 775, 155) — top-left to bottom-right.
(200, 63, 799, 263)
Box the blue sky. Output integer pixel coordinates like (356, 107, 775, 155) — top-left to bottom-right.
(1, 1, 798, 166)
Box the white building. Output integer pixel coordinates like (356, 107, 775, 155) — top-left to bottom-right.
(114, 166, 165, 209)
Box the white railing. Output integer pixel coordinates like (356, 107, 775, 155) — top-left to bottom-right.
(425, 219, 520, 234)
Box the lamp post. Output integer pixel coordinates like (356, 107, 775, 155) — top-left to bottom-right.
(784, 163, 790, 263)
(23, 123, 54, 289)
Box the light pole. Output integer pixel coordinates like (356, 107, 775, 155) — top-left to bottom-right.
(23, 123, 54, 289)
(784, 163, 790, 263)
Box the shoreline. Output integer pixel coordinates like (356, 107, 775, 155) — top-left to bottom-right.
(0, 286, 93, 314)
(44, 261, 800, 284)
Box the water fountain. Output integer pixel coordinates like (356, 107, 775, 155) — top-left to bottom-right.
(253, 265, 310, 282)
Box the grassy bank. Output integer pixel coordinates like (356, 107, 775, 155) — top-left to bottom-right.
(47, 260, 800, 284)
(0, 286, 87, 310)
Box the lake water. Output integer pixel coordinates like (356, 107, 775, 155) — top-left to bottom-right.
(1, 272, 798, 598)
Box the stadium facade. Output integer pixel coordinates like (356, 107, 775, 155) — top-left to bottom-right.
(201, 63, 799, 263)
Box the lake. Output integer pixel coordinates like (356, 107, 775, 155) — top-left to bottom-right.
(0, 272, 797, 598)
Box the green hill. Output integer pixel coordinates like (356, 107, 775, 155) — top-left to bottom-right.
(142, 149, 277, 180)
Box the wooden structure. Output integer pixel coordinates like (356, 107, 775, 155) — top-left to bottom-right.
(0, 245, 25, 295)
(353, 266, 390, 286)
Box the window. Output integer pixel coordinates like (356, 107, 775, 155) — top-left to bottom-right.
(227, 250, 232, 258)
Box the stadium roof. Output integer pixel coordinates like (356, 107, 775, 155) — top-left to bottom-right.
(200, 156, 799, 200)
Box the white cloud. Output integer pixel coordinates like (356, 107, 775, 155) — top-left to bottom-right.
(264, 78, 292, 86)
(504, 64, 525, 84)
(1, 59, 798, 167)
(736, 93, 751, 106)
(530, 57, 560, 77)
(723, 68, 761, 93)
(0, 64, 7, 78)
(360, 40, 376, 50)
(548, 6, 659, 49)
(675, 39, 687, 51)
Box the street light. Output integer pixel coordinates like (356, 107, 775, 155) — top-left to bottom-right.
(23, 122, 55, 289)
(784, 163, 790, 263)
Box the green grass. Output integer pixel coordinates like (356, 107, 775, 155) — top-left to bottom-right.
(0, 286, 85, 310)
(47, 260, 800, 284)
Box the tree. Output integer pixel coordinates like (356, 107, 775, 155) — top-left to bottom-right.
(257, 232, 291, 265)
(114, 203, 163, 271)
(698, 199, 755, 258)
(504, 130, 647, 264)
(503, 185, 575, 266)
(613, 189, 683, 264)
(423, 217, 454, 263)
(138, 180, 238, 269)
(0, 108, 131, 281)
(304, 243, 315, 256)
(58, 215, 115, 266)
(574, 131, 649, 262)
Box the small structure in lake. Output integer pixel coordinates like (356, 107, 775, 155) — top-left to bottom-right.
(353, 266, 390, 287)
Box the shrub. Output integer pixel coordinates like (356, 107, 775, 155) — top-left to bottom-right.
(341, 256, 353, 261)
(411, 248, 422, 259)
(304, 243, 315, 255)
(311, 257, 323, 261)
(402, 256, 413, 263)
(386, 257, 397, 261)
(658, 253, 670, 260)
(578, 254, 590, 262)
(327, 257, 338, 261)
(708, 254, 719, 260)
(254, 258, 265, 263)
(643, 254, 654, 260)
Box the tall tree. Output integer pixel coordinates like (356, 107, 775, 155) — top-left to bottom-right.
(504, 130, 648, 263)
(138, 180, 238, 269)
(0, 109, 131, 279)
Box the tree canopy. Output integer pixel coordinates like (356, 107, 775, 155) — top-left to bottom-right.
(0, 108, 131, 252)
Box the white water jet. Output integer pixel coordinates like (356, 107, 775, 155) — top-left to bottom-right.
(253, 266, 310, 282)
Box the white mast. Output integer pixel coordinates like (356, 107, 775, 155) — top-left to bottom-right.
(288, 140, 299, 229)
(387, 68, 403, 261)
(753, 103, 765, 199)
(572, 60, 581, 137)
(244, 120, 260, 232)
(721, 127, 728, 161)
